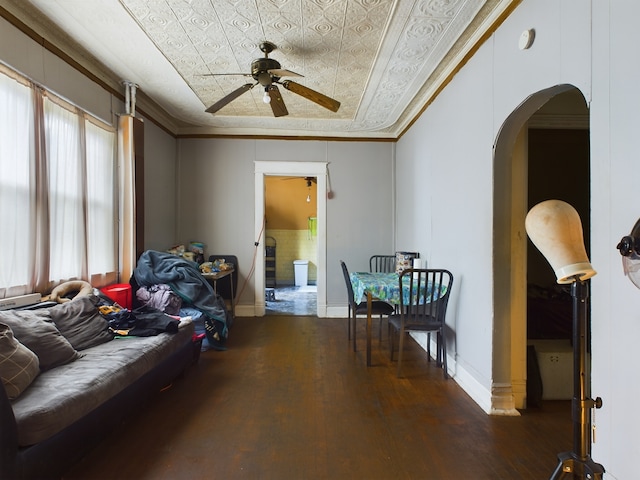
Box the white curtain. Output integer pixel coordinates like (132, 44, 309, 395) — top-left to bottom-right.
(0, 67, 117, 298)
(0, 72, 35, 297)
(85, 119, 117, 285)
(44, 98, 86, 285)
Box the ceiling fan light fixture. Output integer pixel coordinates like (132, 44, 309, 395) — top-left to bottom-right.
(263, 89, 271, 104)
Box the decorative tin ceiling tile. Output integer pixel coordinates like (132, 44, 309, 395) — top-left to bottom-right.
(10, 0, 514, 137)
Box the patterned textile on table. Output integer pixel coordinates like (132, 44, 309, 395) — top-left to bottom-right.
(350, 272, 448, 306)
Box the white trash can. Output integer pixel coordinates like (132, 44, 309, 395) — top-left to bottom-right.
(293, 260, 309, 286)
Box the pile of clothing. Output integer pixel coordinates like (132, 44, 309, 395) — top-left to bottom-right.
(98, 302, 181, 337)
(133, 250, 231, 350)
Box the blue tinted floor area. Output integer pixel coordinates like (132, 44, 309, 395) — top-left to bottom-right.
(265, 285, 317, 316)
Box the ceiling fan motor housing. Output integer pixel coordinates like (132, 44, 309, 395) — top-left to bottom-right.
(252, 58, 282, 84)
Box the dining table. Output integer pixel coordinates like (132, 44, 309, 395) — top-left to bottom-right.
(349, 271, 448, 366)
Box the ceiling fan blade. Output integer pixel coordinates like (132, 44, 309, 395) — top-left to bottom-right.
(199, 73, 252, 77)
(268, 68, 303, 78)
(280, 80, 340, 113)
(205, 83, 255, 114)
(267, 85, 289, 117)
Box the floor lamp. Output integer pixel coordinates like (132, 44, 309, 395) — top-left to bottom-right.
(526, 200, 605, 480)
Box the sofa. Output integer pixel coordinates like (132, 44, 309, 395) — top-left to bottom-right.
(0, 293, 196, 479)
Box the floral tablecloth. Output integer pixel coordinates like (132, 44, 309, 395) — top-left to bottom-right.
(350, 272, 447, 305)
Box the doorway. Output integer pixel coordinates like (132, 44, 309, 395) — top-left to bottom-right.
(492, 85, 590, 414)
(264, 175, 318, 316)
(254, 161, 327, 317)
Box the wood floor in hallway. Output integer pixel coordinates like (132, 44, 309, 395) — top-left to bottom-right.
(63, 315, 572, 480)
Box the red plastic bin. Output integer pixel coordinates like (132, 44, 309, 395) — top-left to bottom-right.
(100, 283, 132, 310)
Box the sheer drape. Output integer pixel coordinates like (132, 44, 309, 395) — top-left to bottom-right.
(86, 119, 117, 285)
(45, 98, 86, 285)
(0, 68, 117, 298)
(0, 73, 35, 297)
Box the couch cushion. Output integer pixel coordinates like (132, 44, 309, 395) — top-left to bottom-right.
(0, 323, 40, 399)
(48, 296, 113, 350)
(0, 310, 80, 371)
(11, 320, 194, 446)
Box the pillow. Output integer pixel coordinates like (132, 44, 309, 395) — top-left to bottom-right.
(0, 310, 80, 371)
(48, 295, 113, 350)
(395, 251, 418, 274)
(0, 323, 40, 399)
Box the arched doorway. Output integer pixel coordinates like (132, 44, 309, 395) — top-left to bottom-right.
(492, 85, 589, 414)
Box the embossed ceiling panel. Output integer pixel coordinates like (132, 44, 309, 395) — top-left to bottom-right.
(119, 0, 387, 124)
(4, 0, 517, 138)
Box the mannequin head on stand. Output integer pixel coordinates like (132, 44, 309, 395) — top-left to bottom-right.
(525, 199, 596, 284)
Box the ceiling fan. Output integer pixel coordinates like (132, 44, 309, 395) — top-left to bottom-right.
(280, 176, 317, 185)
(280, 177, 317, 202)
(203, 42, 341, 117)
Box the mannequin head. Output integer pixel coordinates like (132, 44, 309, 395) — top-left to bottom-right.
(525, 199, 596, 284)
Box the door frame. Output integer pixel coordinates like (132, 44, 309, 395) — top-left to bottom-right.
(254, 161, 327, 316)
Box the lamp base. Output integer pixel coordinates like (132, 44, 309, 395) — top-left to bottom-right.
(550, 451, 605, 479)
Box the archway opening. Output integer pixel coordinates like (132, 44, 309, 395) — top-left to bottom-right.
(492, 85, 589, 414)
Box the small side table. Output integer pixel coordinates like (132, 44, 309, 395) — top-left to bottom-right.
(202, 269, 235, 318)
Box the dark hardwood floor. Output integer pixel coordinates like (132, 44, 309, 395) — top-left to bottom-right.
(63, 315, 572, 480)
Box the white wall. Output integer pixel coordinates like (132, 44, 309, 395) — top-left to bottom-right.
(396, 40, 496, 394)
(396, 0, 636, 477)
(176, 138, 257, 309)
(141, 118, 178, 252)
(177, 138, 394, 313)
(0, 16, 113, 126)
(590, 1, 640, 478)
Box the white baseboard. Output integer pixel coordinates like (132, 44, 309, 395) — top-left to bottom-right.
(410, 331, 502, 415)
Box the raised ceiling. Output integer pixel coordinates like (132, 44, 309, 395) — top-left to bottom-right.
(1, 0, 517, 139)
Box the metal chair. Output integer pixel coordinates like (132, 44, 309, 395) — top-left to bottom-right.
(388, 268, 454, 378)
(369, 255, 401, 314)
(340, 260, 395, 352)
(369, 255, 396, 273)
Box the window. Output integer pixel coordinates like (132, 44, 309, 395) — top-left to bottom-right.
(0, 72, 34, 295)
(0, 68, 117, 298)
(85, 119, 116, 278)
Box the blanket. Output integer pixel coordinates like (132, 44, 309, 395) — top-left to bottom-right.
(133, 250, 229, 347)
